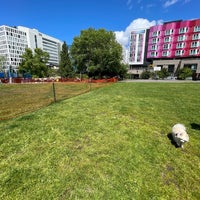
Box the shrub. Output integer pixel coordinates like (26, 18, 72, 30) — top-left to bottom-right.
(140, 70, 152, 79)
(157, 68, 170, 79)
(176, 67, 192, 80)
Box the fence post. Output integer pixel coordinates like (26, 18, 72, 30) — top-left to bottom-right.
(52, 82, 56, 102)
(89, 78, 92, 91)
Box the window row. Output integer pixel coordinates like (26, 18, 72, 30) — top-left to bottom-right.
(150, 49, 199, 57)
(8, 45, 27, 50)
(6, 36, 27, 43)
(8, 50, 25, 54)
(5, 27, 26, 36)
(150, 33, 200, 44)
(151, 41, 200, 50)
(7, 41, 28, 47)
(152, 26, 200, 37)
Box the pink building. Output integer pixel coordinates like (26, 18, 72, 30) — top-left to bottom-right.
(147, 19, 200, 78)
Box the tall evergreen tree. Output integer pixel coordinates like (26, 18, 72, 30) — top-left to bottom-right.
(59, 41, 73, 77)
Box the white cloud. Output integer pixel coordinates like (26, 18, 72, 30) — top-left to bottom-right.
(115, 18, 162, 49)
(163, 0, 179, 8)
(115, 31, 129, 49)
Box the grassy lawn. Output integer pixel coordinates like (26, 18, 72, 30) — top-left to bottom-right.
(0, 82, 200, 199)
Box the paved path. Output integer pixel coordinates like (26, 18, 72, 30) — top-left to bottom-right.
(120, 79, 200, 83)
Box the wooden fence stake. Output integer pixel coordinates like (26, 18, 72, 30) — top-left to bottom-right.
(52, 82, 56, 102)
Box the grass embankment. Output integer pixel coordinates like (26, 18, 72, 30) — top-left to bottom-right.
(0, 82, 200, 199)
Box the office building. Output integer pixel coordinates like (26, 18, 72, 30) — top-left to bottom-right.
(0, 25, 63, 73)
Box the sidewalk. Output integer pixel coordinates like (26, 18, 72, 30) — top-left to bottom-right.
(120, 79, 200, 83)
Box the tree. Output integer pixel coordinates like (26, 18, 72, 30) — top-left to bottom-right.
(19, 48, 49, 78)
(33, 48, 49, 77)
(117, 63, 128, 79)
(176, 67, 193, 80)
(70, 28, 123, 78)
(18, 48, 34, 76)
(58, 41, 73, 77)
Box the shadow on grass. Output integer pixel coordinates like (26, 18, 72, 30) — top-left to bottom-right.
(191, 123, 200, 130)
(167, 133, 179, 148)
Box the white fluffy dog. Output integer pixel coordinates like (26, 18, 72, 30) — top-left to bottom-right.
(172, 124, 189, 148)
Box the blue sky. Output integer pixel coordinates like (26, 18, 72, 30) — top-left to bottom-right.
(0, 0, 199, 47)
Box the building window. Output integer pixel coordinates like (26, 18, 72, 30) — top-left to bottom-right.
(194, 26, 200, 32)
(162, 51, 170, 56)
(168, 65, 175, 73)
(175, 50, 184, 56)
(176, 42, 185, 48)
(150, 52, 157, 57)
(178, 35, 186, 41)
(192, 33, 200, 40)
(164, 36, 171, 42)
(191, 64, 197, 71)
(151, 45, 157, 50)
(152, 31, 160, 37)
(34, 35, 38, 48)
(163, 44, 171, 49)
(152, 38, 159, 44)
(179, 27, 188, 34)
(165, 29, 173, 35)
(191, 41, 199, 48)
(190, 49, 199, 55)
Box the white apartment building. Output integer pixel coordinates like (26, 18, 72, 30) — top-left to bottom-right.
(0, 25, 28, 70)
(128, 29, 149, 78)
(0, 25, 63, 73)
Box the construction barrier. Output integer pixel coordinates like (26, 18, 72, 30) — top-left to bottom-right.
(0, 77, 118, 84)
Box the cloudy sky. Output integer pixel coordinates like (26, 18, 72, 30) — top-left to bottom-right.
(0, 0, 198, 48)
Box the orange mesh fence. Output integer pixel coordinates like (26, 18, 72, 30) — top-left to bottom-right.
(0, 77, 118, 84)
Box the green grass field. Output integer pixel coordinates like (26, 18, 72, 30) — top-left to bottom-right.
(0, 82, 200, 199)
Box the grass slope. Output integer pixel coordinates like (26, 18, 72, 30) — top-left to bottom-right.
(0, 82, 200, 199)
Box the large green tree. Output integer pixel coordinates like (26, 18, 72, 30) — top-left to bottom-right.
(19, 48, 49, 78)
(70, 28, 124, 78)
(58, 41, 73, 77)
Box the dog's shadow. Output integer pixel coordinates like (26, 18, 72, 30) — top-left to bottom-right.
(191, 123, 200, 130)
(167, 133, 179, 148)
